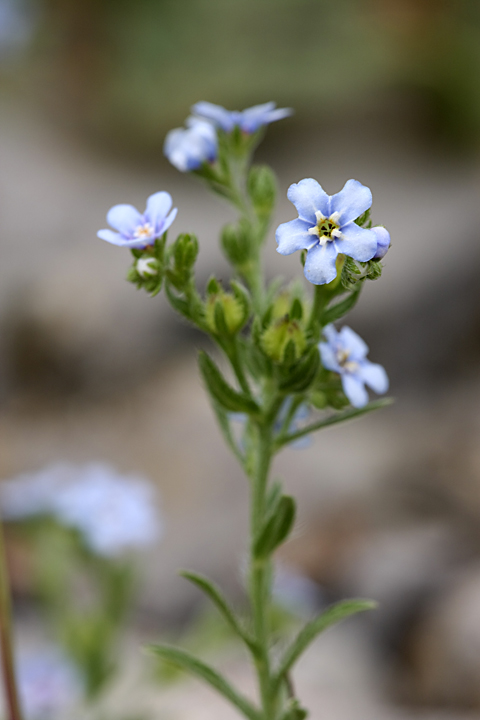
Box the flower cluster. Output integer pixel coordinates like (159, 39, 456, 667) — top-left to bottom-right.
(0, 462, 162, 557)
(164, 100, 292, 172)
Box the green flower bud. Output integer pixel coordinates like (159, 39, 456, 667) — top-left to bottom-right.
(261, 317, 306, 364)
(221, 220, 252, 266)
(167, 233, 199, 290)
(204, 279, 248, 335)
(247, 165, 277, 220)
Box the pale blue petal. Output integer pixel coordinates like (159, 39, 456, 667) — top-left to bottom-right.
(358, 361, 389, 394)
(319, 341, 340, 373)
(303, 242, 338, 285)
(239, 102, 293, 132)
(339, 326, 369, 360)
(287, 178, 330, 224)
(330, 179, 372, 225)
(191, 101, 236, 131)
(371, 226, 390, 259)
(322, 324, 338, 344)
(161, 207, 178, 234)
(337, 224, 377, 262)
(342, 374, 368, 408)
(276, 218, 312, 255)
(106, 204, 142, 235)
(145, 191, 173, 234)
(97, 229, 123, 245)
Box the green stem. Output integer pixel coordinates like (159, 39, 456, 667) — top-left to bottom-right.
(249, 421, 276, 719)
(0, 524, 23, 720)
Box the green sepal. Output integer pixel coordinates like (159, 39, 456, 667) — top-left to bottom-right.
(180, 571, 257, 651)
(214, 301, 230, 336)
(254, 495, 296, 558)
(280, 699, 309, 720)
(167, 234, 199, 290)
(230, 280, 252, 321)
(273, 599, 377, 690)
(282, 339, 297, 368)
(354, 208, 372, 228)
(322, 286, 361, 326)
(290, 298, 303, 321)
(198, 351, 260, 415)
(207, 276, 221, 295)
(278, 346, 319, 393)
(164, 283, 192, 321)
(150, 645, 262, 720)
(366, 260, 382, 280)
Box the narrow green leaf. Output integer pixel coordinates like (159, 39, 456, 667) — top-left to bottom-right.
(211, 402, 245, 466)
(198, 351, 260, 415)
(165, 282, 191, 320)
(275, 398, 394, 449)
(274, 599, 377, 689)
(254, 495, 296, 558)
(322, 286, 361, 326)
(150, 645, 261, 720)
(180, 571, 256, 650)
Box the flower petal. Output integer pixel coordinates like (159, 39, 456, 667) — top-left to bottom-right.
(337, 224, 377, 262)
(145, 191, 173, 233)
(342, 373, 368, 408)
(371, 226, 390, 260)
(287, 178, 330, 224)
(330, 179, 372, 225)
(240, 102, 293, 132)
(319, 341, 340, 373)
(191, 101, 236, 131)
(358, 361, 389, 394)
(339, 326, 369, 360)
(97, 229, 123, 246)
(303, 242, 338, 285)
(106, 204, 142, 235)
(275, 218, 312, 255)
(160, 207, 178, 234)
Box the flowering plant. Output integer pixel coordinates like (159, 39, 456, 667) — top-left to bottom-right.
(98, 99, 392, 720)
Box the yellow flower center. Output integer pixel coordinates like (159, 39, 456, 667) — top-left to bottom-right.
(308, 211, 343, 247)
(134, 222, 154, 240)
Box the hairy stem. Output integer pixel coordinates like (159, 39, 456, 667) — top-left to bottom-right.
(0, 524, 23, 720)
(249, 421, 276, 719)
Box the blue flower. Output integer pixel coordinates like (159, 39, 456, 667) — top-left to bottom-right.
(17, 648, 82, 720)
(276, 178, 379, 285)
(164, 117, 218, 172)
(97, 191, 177, 249)
(371, 226, 390, 260)
(319, 325, 388, 408)
(191, 101, 293, 133)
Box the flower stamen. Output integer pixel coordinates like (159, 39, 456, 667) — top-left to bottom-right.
(133, 222, 155, 240)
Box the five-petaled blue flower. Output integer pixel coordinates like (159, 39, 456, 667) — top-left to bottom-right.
(192, 101, 293, 134)
(97, 191, 177, 249)
(164, 117, 218, 172)
(276, 178, 379, 285)
(319, 324, 388, 408)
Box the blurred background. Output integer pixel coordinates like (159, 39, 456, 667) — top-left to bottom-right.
(2, 0, 480, 718)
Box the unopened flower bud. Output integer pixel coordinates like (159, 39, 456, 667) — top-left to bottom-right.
(261, 317, 306, 364)
(136, 257, 159, 278)
(205, 291, 246, 335)
(371, 226, 390, 260)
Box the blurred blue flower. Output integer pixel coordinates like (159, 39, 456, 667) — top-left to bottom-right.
(319, 325, 388, 408)
(276, 178, 378, 285)
(52, 463, 162, 557)
(272, 563, 323, 618)
(17, 648, 81, 720)
(192, 101, 293, 133)
(97, 191, 177, 249)
(371, 225, 390, 260)
(0, 462, 163, 558)
(164, 117, 218, 172)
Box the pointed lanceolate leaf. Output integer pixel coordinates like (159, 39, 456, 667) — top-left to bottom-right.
(322, 286, 361, 326)
(150, 645, 261, 720)
(198, 351, 260, 415)
(254, 495, 296, 558)
(180, 571, 256, 651)
(273, 599, 377, 689)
